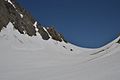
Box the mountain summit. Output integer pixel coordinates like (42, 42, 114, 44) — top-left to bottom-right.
(0, 0, 67, 42)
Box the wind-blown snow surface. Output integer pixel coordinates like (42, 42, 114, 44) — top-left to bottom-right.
(0, 22, 120, 80)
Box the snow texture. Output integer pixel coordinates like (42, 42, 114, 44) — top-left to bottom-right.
(0, 22, 120, 80)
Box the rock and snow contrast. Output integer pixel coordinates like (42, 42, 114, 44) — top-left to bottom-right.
(0, 0, 120, 80)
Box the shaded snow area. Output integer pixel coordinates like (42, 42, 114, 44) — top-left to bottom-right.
(0, 22, 120, 80)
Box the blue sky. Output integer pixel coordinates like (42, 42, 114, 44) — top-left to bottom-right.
(17, 0, 120, 48)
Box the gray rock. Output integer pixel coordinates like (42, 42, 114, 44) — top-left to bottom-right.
(0, 0, 9, 31)
(0, 0, 67, 42)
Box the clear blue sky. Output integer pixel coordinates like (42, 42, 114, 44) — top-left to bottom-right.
(17, 0, 120, 48)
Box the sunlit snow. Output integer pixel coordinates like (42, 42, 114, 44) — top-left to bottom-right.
(0, 22, 120, 80)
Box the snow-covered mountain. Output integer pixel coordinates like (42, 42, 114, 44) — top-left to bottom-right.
(0, 0, 120, 80)
(0, 0, 67, 42)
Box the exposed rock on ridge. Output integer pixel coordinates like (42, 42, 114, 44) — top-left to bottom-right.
(0, 0, 67, 42)
(47, 27, 67, 42)
(117, 39, 120, 43)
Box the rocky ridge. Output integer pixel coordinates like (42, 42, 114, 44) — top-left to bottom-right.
(0, 0, 67, 42)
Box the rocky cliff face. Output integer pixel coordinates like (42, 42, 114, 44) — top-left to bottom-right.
(47, 27, 67, 42)
(0, 0, 67, 42)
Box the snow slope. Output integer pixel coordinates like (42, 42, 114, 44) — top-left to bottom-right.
(0, 22, 120, 80)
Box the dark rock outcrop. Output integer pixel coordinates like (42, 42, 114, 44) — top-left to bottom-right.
(47, 27, 67, 42)
(47, 27, 62, 42)
(117, 39, 120, 43)
(0, 0, 9, 31)
(37, 24, 50, 40)
(0, 0, 67, 42)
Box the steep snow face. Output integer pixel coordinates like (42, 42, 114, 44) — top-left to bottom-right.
(0, 22, 91, 54)
(0, 22, 120, 80)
